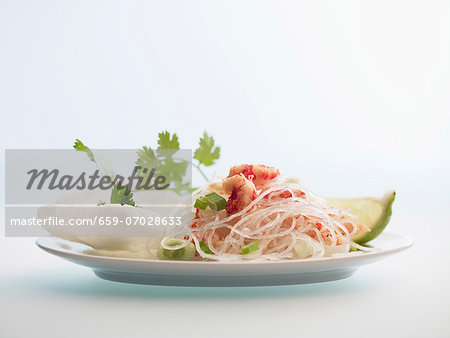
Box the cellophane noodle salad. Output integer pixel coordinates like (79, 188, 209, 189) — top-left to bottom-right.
(158, 164, 372, 262)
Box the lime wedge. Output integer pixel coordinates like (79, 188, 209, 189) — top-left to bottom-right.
(325, 190, 396, 244)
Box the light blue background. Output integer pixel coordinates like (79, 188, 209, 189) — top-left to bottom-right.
(1, 1, 449, 337)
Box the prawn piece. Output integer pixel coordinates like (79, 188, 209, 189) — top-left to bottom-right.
(262, 186, 306, 200)
(222, 174, 257, 214)
(228, 164, 280, 189)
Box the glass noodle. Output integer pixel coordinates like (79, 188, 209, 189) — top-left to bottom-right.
(190, 176, 370, 261)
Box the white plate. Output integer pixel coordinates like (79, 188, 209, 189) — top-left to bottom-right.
(36, 232, 412, 287)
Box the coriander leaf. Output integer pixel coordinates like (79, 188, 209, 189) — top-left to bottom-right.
(110, 184, 135, 206)
(157, 131, 180, 157)
(74, 139, 130, 206)
(74, 138, 115, 179)
(194, 131, 220, 167)
(73, 139, 95, 163)
(174, 182, 195, 194)
(136, 146, 159, 170)
(136, 144, 190, 194)
(135, 146, 159, 189)
(158, 157, 188, 184)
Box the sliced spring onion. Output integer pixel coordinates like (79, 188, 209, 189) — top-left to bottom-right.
(157, 238, 196, 261)
(194, 192, 227, 211)
(204, 192, 227, 211)
(194, 196, 209, 210)
(199, 240, 213, 254)
(241, 241, 259, 255)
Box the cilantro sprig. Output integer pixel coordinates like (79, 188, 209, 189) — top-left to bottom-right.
(110, 183, 135, 206)
(74, 139, 95, 163)
(73, 140, 135, 206)
(157, 131, 180, 155)
(74, 131, 220, 205)
(135, 131, 220, 192)
(136, 132, 188, 193)
(194, 132, 221, 167)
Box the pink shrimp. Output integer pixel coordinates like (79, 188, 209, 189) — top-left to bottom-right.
(222, 174, 257, 215)
(262, 186, 306, 200)
(228, 164, 280, 189)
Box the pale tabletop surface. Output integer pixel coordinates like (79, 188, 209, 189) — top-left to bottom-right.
(1, 202, 449, 338)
